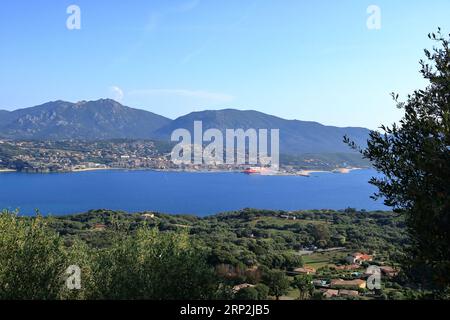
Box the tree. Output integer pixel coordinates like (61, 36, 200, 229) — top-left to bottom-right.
(281, 253, 303, 270)
(292, 274, 314, 300)
(254, 284, 270, 300)
(0, 211, 222, 300)
(312, 224, 331, 248)
(0, 211, 66, 299)
(234, 287, 259, 300)
(235, 284, 270, 300)
(91, 227, 220, 299)
(262, 270, 290, 300)
(345, 29, 450, 290)
(60, 239, 97, 300)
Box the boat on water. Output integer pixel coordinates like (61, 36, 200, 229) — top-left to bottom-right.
(242, 167, 277, 175)
(243, 167, 261, 174)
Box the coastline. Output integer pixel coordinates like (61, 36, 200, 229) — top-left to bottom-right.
(332, 167, 361, 174)
(72, 166, 366, 176)
(0, 166, 366, 175)
(297, 167, 363, 176)
(71, 167, 116, 172)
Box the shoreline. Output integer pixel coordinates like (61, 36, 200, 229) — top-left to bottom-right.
(67, 166, 366, 176)
(0, 166, 367, 175)
(296, 167, 363, 176)
(71, 167, 116, 172)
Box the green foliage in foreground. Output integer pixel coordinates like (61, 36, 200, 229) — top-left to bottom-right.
(1, 207, 444, 300)
(0, 211, 221, 300)
(0, 212, 66, 299)
(346, 29, 450, 290)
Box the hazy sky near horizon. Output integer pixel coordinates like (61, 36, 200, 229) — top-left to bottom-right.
(1, 0, 449, 129)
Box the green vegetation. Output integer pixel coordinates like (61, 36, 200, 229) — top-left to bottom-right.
(0, 212, 66, 299)
(292, 274, 315, 300)
(345, 29, 450, 292)
(0, 211, 221, 300)
(262, 270, 290, 300)
(0, 207, 422, 300)
(235, 284, 269, 300)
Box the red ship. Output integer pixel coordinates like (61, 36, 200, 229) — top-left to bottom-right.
(243, 167, 262, 174)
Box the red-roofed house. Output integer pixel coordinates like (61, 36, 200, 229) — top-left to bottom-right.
(346, 252, 373, 265)
(380, 266, 399, 278)
(322, 289, 339, 298)
(338, 289, 359, 297)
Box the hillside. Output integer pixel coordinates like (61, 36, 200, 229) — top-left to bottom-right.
(154, 109, 370, 154)
(0, 99, 171, 140)
(1, 208, 416, 300)
(0, 100, 370, 155)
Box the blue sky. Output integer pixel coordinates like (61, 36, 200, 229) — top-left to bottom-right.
(0, 0, 449, 129)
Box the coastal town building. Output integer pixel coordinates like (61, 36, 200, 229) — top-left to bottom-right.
(345, 252, 373, 265)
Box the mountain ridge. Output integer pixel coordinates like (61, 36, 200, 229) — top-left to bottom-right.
(154, 109, 370, 154)
(0, 99, 171, 140)
(0, 99, 370, 154)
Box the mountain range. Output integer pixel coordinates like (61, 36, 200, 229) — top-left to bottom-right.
(0, 99, 370, 155)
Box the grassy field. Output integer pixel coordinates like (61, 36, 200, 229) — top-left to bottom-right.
(302, 250, 349, 269)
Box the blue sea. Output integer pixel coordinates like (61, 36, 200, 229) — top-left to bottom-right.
(0, 169, 387, 216)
